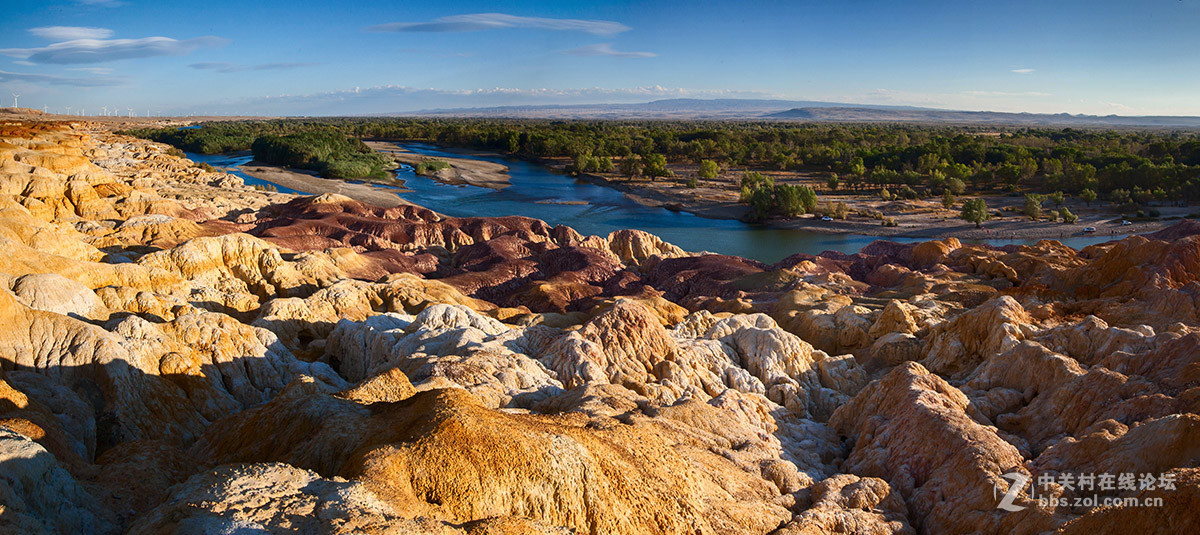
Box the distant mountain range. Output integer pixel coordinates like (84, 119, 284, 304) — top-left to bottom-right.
(767, 106, 1200, 128)
(388, 98, 930, 120)
(385, 98, 1200, 128)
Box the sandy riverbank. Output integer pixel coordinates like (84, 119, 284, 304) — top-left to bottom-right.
(366, 141, 511, 189)
(575, 169, 1189, 241)
(577, 172, 750, 220)
(766, 206, 1177, 241)
(238, 163, 418, 208)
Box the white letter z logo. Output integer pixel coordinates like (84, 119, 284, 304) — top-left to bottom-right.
(996, 472, 1028, 512)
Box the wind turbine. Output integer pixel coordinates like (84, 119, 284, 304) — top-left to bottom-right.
(42, 105, 47, 113)
(127, 108, 133, 118)
(10, 93, 19, 108)
(101, 105, 107, 116)
(65, 106, 71, 115)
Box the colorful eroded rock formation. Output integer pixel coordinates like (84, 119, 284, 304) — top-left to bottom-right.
(1, 119, 1197, 534)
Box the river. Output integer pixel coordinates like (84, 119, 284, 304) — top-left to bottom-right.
(187, 144, 1127, 263)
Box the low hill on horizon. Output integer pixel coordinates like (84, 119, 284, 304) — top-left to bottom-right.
(384, 98, 932, 120)
(381, 98, 1200, 128)
(768, 106, 1200, 128)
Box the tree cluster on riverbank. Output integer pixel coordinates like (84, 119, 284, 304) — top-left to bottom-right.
(124, 119, 1200, 208)
(738, 171, 818, 221)
(413, 159, 451, 176)
(250, 132, 391, 179)
(122, 125, 390, 179)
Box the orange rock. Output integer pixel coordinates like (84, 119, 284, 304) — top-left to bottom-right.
(191, 376, 791, 535)
(830, 362, 1061, 534)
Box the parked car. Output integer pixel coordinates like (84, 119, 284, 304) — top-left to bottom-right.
(820, 216, 833, 221)
(1121, 220, 1133, 226)
(1083, 227, 1097, 233)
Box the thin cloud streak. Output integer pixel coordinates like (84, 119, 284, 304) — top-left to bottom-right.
(0, 36, 227, 65)
(565, 44, 656, 58)
(265, 84, 766, 102)
(68, 67, 114, 74)
(190, 62, 319, 73)
(827, 88, 1095, 114)
(367, 13, 630, 36)
(1011, 68, 1035, 74)
(963, 90, 1052, 97)
(30, 26, 114, 40)
(0, 69, 122, 87)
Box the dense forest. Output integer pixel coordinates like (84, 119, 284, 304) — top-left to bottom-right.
(125, 119, 1200, 204)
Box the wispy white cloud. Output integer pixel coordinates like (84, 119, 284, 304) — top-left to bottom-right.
(962, 90, 1052, 97)
(190, 61, 319, 73)
(565, 43, 656, 58)
(67, 66, 114, 74)
(0, 35, 227, 64)
(826, 88, 1065, 113)
(0, 69, 122, 87)
(1011, 68, 1035, 74)
(74, 0, 124, 6)
(30, 26, 114, 40)
(259, 85, 767, 103)
(1100, 100, 1134, 112)
(367, 13, 630, 36)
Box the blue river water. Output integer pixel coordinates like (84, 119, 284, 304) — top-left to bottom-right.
(187, 144, 1128, 263)
(186, 151, 307, 195)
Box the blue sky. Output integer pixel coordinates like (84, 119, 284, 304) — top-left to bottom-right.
(2, 0, 1198, 116)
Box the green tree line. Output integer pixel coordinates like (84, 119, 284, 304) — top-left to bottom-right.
(124, 119, 1200, 201)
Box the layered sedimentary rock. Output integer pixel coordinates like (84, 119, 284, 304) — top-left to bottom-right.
(2, 119, 1199, 534)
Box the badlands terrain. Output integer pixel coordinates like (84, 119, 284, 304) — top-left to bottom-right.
(1, 118, 1198, 534)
